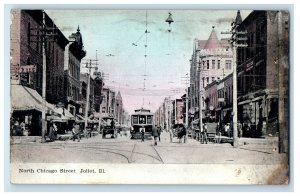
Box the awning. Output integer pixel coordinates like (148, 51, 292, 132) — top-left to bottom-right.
(47, 115, 69, 122)
(76, 114, 85, 122)
(52, 107, 75, 121)
(11, 84, 52, 112)
(238, 99, 252, 105)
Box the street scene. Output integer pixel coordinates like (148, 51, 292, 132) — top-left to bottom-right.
(9, 9, 289, 184)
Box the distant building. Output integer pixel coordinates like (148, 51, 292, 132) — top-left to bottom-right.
(189, 26, 233, 121)
(64, 26, 86, 115)
(79, 73, 95, 116)
(100, 88, 116, 118)
(115, 91, 123, 124)
(172, 99, 183, 125)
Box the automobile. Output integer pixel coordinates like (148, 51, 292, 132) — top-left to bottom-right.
(102, 117, 118, 139)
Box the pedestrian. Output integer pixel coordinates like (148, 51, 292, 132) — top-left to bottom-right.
(111, 119, 115, 129)
(237, 121, 242, 138)
(224, 123, 229, 137)
(152, 125, 159, 146)
(169, 126, 174, 143)
(140, 125, 145, 142)
(48, 121, 55, 142)
(202, 123, 208, 144)
(53, 122, 58, 140)
(13, 119, 21, 136)
(20, 121, 26, 136)
(72, 121, 81, 142)
(158, 126, 162, 142)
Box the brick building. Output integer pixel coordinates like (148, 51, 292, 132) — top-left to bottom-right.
(10, 10, 69, 136)
(236, 10, 289, 137)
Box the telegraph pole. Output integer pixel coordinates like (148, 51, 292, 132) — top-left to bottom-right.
(222, 10, 248, 147)
(83, 59, 98, 138)
(41, 12, 47, 143)
(29, 11, 59, 143)
(181, 73, 190, 127)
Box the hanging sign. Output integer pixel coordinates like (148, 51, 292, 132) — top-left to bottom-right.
(18, 65, 37, 73)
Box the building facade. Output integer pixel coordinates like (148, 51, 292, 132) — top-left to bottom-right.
(10, 10, 69, 136)
(115, 91, 123, 124)
(64, 26, 86, 116)
(189, 26, 233, 121)
(236, 10, 289, 138)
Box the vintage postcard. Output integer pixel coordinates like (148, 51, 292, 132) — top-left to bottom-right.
(9, 9, 289, 184)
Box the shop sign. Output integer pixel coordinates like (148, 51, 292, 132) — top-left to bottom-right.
(18, 65, 37, 73)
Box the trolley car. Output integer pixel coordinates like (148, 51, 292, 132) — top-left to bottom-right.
(130, 108, 153, 139)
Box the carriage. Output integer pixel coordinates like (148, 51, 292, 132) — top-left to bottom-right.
(130, 108, 153, 139)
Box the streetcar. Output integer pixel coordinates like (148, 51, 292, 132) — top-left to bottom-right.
(130, 108, 153, 139)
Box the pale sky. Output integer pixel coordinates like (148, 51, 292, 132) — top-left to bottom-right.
(46, 10, 251, 114)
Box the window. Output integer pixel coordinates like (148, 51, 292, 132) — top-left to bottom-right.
(212, 60, 215, 69)
(206, 77, 209, 84)
(132, 116, 138, 124)
(212, 77, 215, 81)
(218, 60, 221, 69)
(207, 60, 209, 69)
(139, 116, 146, 124)
(225, 60, 232, 70)
(147, 116, 152, 124)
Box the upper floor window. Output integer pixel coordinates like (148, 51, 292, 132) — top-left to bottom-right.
(218, 60, 221, 69)
(225, 60, 232, 70)
(207, 60, 210, 69)
(212, 60, 215, 69)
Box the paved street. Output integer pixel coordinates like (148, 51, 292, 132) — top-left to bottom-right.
(10, 131, 287, 165)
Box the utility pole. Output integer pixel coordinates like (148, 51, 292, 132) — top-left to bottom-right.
(82, 59, 98, 138)
(222, 10, 248, 147)
(41, 11, 47, 143)
(29, 11, 58, 143)
(196, 49, 203, 133)
(181, 73, 190, 127)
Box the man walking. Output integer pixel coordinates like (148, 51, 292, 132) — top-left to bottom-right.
(140, 125, 145, 142)
(72, 121, 81, 142)
(152, 125, 159, 146)
(157, 126, 162, 142)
